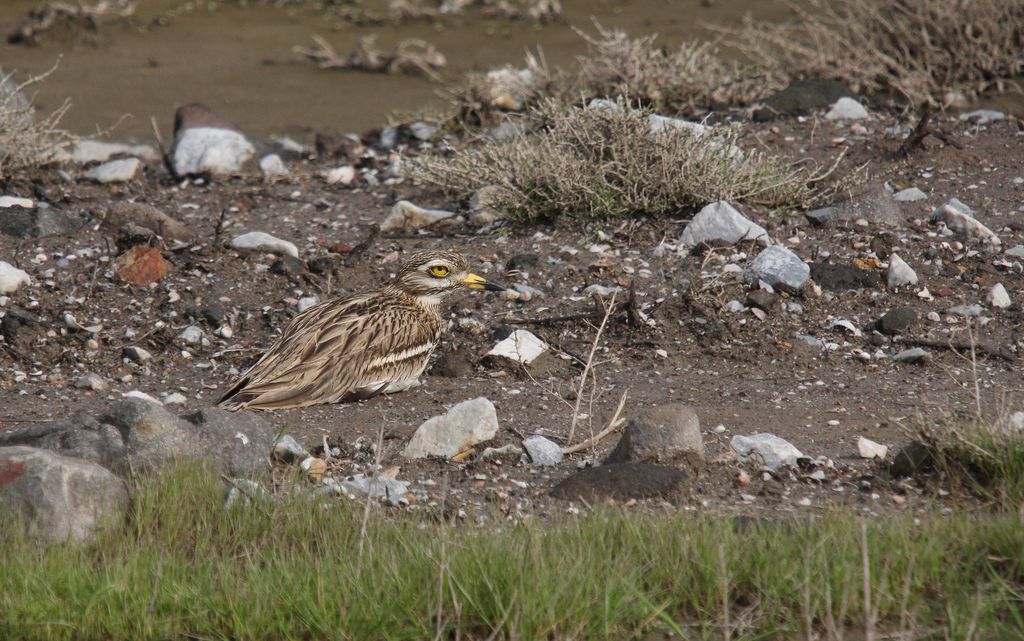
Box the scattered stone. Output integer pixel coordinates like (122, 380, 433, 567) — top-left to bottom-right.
(301, 456, 327, 483)
(987, 283, 1011, 309)
(893, 187, 927, 202)
(324, 165, 356, 186)
(724, 300, 746, 313)
(231, 231, 299, 258)
(550, 463, 688, 501)
(0, 195, 34, 208)
(179, 407, 276, 477)
(947, 304, 983, 317)
(122, 346, 153, 363)
(746, 289, 778, 311)
(811, 262, 883, 291)
(0, 446, 129, 543)
(162, 393, 187, 405)
(224, 478, 270, 508)
(70, 140, 159, 164)
(0, 261, 31, 295)
(403, 398, 499, 459)
(890, 441, 934, 477)
(99, 399, 197, 474)
(272, 435, 309, 463)
(259, 154, 288, 179)
(0, 206, 83, 238)
(0, 413, 125, 468)
(606, 404, 704, 467)
(523, 435, 563, 466)
(887, 254, 918, 288)
(678, 201, 770, 252)
(648, 114, 710, 137)
(486, 329, 548, 365)
(959, 110, 1004, 125)
(756, 78, 852, 119)
(730, 434, 804, 470)
(408, 121, 438, 141)
(832, 182, 902, 226)
(930, 199, 1000, 246)
(338, 474, 411, 507)
(877, 307, 917, 335)
(380, 200, 460, 233)
(102, 202, 193, 241)
(1004, 245, 1024, 259)
(805, 207, 834, 226)
(172, 103, 254, 176)
(858, 436, 888, 460)
(297, 296, 319, 313)
(825, 97, 869, 120)
(115, 245, 168, 286)
(84, 157, 142, 183)
(745, 245, 809, 292)
(75, 373, 108, 391)
(506, 253, 539, 271)
(478, 443, 524, 462)
(893, 348, 931, 364)
(178, 325, 204, 345)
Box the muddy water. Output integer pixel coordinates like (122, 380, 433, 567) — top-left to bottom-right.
(0, 0, 793, 140)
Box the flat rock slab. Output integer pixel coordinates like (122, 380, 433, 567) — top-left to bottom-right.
(0, 446, 129, 542)
(550, 463, 689, 501)
(403, 397, 499, 459)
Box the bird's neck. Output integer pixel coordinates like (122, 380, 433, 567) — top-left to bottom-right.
(385, 285, 446, 315)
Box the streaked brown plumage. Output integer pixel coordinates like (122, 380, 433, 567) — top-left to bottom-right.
(219, 250, 504, 411)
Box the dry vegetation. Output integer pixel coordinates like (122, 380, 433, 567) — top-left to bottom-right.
(411, 100, 832, 222)
(0, 67, 75, 182)
(7, 0, 135, 45)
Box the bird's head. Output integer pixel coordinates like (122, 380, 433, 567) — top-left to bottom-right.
(394, 250, 505, 304)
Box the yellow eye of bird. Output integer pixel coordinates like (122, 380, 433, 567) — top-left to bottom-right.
(429, 265, 450, 278)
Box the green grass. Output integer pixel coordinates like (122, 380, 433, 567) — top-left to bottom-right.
(2, 464, 1023, 640)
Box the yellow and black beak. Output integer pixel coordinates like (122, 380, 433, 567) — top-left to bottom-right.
(463, 273, 506, 292)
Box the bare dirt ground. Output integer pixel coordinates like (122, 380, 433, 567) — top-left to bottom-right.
(2, 110, 1023, 521)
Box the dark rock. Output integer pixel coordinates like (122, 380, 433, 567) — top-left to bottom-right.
(308, 256, 340, 275)
(200, 303, 225, 326)
(270, 255, 306, 276)
(0, 414, 124, 468)
(180, 408, 276, 478)
(757, 78, 854, 119)
(890, 441, 935, 477)
(606, 404, 704, 467)
(746, 290, 778, 311)
(173, 103, 243, 135)
(877, 307, 917, 335)
(431, 349, 475, 378)
(550, 463, 689, 501)
(506, 254, 540, 272)
(0, 207, 84, 238)
(0, 446, 129, 542)
(315, 129, 361, 161)
(811, 262, 883, 291)
(805, 207, 834, 226)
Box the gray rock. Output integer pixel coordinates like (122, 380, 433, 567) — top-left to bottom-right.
(230, 231, 299, 258)
(987, 283, 1011, 309)
(180, 407, 276, 478)
(178, 325, 203, 345)
(272, 434, 309, 463)
(890, 441, 934, 477)
(408, 121, 438, 141)
(0, 446, 129, 543)
(296, 296, 319, 313)
(259, 154, 288, 179)
(959, 110, 1004, 125)
(468, 185, 508, 226)
(84, 157, 142, 183)
(0, 206, 83, 238)
(162, 392, 187, 405)
(173, 123, 254, 177)
(877, 307, 917, 335)
(606, 404, 704, 467)
(0, 414, 125, 468)
(71, 140, 159, 164)
(550, 463, 689, 501)
(380, 200, 461, 233)
(947, 304, 983, 317)
(825, 97, 869, 120)
(679, 201, 770, 252)
(101, 399, 202, 474)
(833, 182, 903, 226)
(75, 373, 109, 391)
(805, 207, 834, 226)
(930, 199, 1000, 246)
(887, 254, 918, 288)
(0, 261, 30, 294)
(102, 202, 193, 241)
(893, 187, 927, 202)
(224, 478, 270, 508)
(730, 433, 804, 470)
(122, 346, 153, 363)
(403, 397, 499, 459)
(857, 436, 888, 460)
(1004, 245, 1024, 258)
(893, 348, 931, 364)
(811, 262, 882, 291)
(745, 245, 810, 292)
(523, 435, 563, 466)
(338, 474, 410, 507)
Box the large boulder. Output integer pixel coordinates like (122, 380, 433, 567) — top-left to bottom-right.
(180, 407, 277, 477)
(172, 103, 255, 177)
(0, 446, 129, 542)
(0, 413, 124, 468)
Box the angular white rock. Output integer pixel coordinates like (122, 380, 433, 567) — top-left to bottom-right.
(930, 199, 1000, 246)
(730, 433, 805, 470)
(324, 165, 356, 186)
(486, 329, 548, 365)
(230, 231, 299, 258)
(523, 435, 563, 466)
(893, 187, 927, 202)
(678, 201, 770, 252)
(259, 154, 288, 179)
(0, 261, 31, 294)
(380, 200, 459, 233)
(0, 195, 34, 209)
(887, 254, 918, 288)
(857, 436, 888, 460)
(825, 97, 869, 121)
(85, 157, 142, 183)
(403, 397, 499, 459)
(745, 245, 810, 292)
(173, 127, 254, 176)
(987, 283, 1011, 309)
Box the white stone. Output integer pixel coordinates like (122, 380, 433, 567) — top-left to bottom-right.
(173, 127, 255, 176)
(403, 397, 499, 459)
(85, 156, 144, 184)
(338, 475, 411, 507)
(0, 261, 31, 294)
(162, 392, 187, 405)
(730, 433, 805, 470)
(678, 201, 770, 252)
(825, 97, 869, 121)
(959, 110, 1004, 124)
(0, 195, 35, 208)
(259, 154, 288, 179)
(71, 140, 158, 164)
(272, 435, 309, 463)
(648, 114, 710, 137)
(523, 435, 563, 466)
(887, 254, 918, 288)
(380, 200, 459, 233)
(745, 245, 809, 292)
(857, 436, 888, 460)
(178, 325, 204, 345)
(122, 390, 162, 404)
(987, 283, 1011, 309)
(324, 165, 356, 185)
(297, 296, 319, 313)
(893, 187, 927, 202)
(894, 348, 931, 364)
(74, 373, 108, 392)
(486, 329, 548, 365)
(122, 346, 153, 363)
(230, 231, 299, 258)
(930, 199, 1000, 246)
(1005, 245, 1024, 258)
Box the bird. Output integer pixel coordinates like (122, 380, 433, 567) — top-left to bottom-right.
(218, 250, 505, 411)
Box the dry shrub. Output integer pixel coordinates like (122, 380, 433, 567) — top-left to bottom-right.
(719, 0, 1024, 106)
(8, 0, 136, 45)
(0, 66, 75, 181)
(410, 100, 829, 222)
